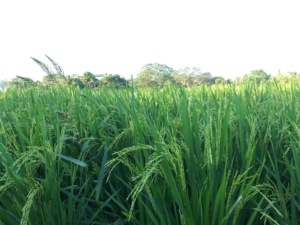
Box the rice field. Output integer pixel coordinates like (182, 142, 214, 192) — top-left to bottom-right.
(0, 81, 299, 224)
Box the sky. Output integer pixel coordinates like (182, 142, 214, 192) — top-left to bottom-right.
(0, 0, 299, 81)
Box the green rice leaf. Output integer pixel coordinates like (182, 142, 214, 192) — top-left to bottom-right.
(55, 153, 86, 167)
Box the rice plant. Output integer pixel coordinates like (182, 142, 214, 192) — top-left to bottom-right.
(0, 81, 299, 224)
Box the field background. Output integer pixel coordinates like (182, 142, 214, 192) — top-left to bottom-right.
(0, 82, 300, 225)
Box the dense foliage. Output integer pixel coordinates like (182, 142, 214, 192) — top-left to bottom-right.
(1, 56, 300, 91)
(0, 81, 300, 224)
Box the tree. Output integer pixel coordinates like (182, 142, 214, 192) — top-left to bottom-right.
(42, 74, 68, 88)
(136, 63, 174, 88)
(245, 69, 270, 84)
(171, 67, 198, 87)
(193, 72, 213, 86)
(232, 77, 242, 85)
(171, 67, 213, 87)
(4, 76, 38, 90)
(287, 71, 297, 77)
(66, 76, 85, 88)
(80, 71, 99, 88)
(275, 70, 289, 84)
(100, 74, 128, 88)
(212, 76, 226, 85)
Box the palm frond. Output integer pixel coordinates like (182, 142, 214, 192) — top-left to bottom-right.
(31, 57, 53, 75)
(45, 55, 64, 76)
(16, 76, 34, 82)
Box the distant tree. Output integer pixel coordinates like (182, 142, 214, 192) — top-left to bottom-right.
(232, 77, 243, 85)
(164, 77, 178, 87)
(172, 67, 213, 87)
(66, 75, 85, 88)
(54, 74, 68, 86)
(5, 76, 37, 90)
(246, 69, 270, 84)
(136, 63, 174, 88)
(212, 76, 226, 85)
(274, 70, 289, 84)
(287, 71, 300, 84)
(42, 74, 56, 87)
(287, 71, 297, 77)
(42, 74, 68, 88)
(194, 72, 213, 85)
(80, 71, 99, 88)
(100, 74, 128, 88)
(171, 67, 198, 87)
(227, 79, 232, 84)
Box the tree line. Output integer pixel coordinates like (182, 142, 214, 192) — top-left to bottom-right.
(1, 55, 299, 91)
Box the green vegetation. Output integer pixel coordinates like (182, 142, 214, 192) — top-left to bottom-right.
(1, 56, 300, 91)
(0, 80, 300, 224)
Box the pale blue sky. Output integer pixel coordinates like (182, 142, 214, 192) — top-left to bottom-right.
(0, 0, 299, 81)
